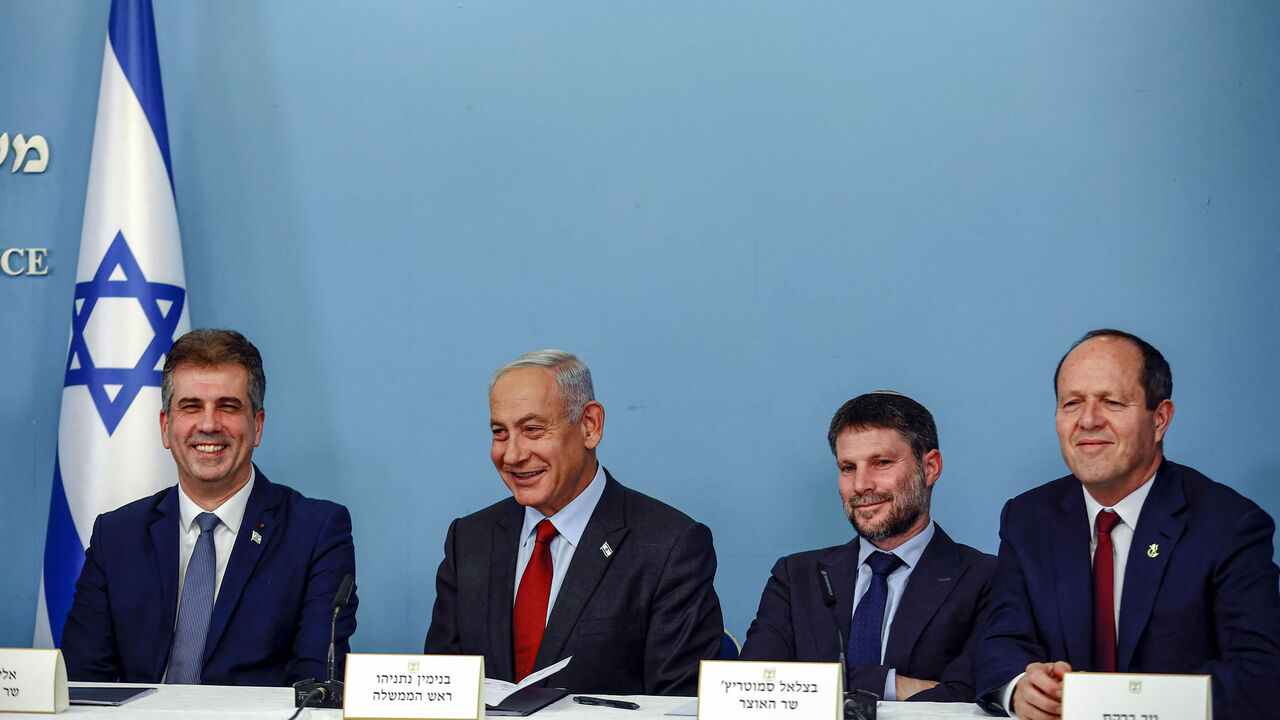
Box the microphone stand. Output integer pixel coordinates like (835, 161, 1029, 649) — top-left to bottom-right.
(817, 565, 878, 720)
(293, 574, 354, 710)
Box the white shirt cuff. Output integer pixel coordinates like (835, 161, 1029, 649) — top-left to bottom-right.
(1000, 673, 1024, 717)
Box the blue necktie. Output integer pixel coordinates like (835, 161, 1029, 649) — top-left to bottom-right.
(167, 512, 220, 684)
(848, 551, 904, 668)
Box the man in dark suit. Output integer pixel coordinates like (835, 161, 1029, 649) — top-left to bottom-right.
(741, 392, 995, 703)
(425, 349, 723, 696)
(61, 329, 357, 686)
(975, 329, 1280, 720)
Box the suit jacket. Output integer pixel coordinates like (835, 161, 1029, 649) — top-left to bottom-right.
(975, 460, 1280, 719)
(424, 471, 723, 696)
(739, 525, 995, 702)
(61, 468, 358, 686)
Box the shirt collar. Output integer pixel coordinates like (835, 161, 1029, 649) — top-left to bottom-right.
(521, 462, 607, 550)
(176, 464, 256, 536)
(857, 520, 936, 569)
(1082, 470, 1156, 535)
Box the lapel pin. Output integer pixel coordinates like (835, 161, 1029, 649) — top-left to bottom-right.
(600, 542, 613, 558)
(1147, 543, 1159, 558)
(251, 530, 263, 545)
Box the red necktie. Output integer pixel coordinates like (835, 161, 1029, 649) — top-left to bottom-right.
(513, 520, 558, 681)
(1093, 510, 1122, 672)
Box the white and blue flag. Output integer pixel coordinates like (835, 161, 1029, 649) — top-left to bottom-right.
(35, 0, 190, 648)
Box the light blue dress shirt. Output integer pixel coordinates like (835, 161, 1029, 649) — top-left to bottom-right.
(513, 463, 608, 621)
(852, 521, 936, 701)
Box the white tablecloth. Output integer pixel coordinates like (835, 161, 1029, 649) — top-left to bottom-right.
(10, 684, 992, 719)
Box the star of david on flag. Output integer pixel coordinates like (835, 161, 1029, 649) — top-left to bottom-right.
(35, 0, 191, 648)
(65, 231, 185, 436)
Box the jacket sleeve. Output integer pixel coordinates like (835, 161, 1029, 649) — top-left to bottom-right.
(287, 503, 358, 683)
(424, 518, 464, 655)
(739, 556, 800, 662)
(643, 521, 723, 696)
(60, 514, 123, 682)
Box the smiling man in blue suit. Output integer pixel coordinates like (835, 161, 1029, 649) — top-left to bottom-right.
(976, 329, 1280, 720)
(740, 391, 995, 702)
(61, 329, 357, 686)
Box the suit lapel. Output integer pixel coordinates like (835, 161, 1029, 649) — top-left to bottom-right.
(535, 473, 629, 669)
(1049, 481, 1094, 666)
(883, 526, 966, 669)
(204, 470, 280, 664)
(816, 540, 860, 660)
(148, 488, 181, 680)
(488, 503, 523, 681)
(1116, 464, 1185, 671)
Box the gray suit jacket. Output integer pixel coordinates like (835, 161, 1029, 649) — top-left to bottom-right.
(424, 470, 723, 696)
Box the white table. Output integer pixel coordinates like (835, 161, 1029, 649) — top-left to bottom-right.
(5, 684, 991, 719)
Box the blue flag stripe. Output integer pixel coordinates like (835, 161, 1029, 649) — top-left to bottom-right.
(107, 0, 173, 186)
(43, 455, 85, 648)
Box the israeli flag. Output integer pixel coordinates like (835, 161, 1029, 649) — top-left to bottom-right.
(35, 0, 190, 648)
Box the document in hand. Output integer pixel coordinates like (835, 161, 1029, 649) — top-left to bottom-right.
(484, 657, 573, 716)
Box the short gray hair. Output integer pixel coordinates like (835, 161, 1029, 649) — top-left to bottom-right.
(489, 349, 595, 424)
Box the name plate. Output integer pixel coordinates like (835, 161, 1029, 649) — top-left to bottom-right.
(1063, 672, 1211, 720)
(698, 660, 841, 720)
(344, 654, 484, 720)
(0, 648, 67, 714)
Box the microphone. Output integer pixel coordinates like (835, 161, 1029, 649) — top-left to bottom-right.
(816, 564, 877, 720)
(293, 573, 354, 710)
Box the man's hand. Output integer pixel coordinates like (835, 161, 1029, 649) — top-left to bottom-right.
(895, 675, 939, 700)
(1011, 661, 1072, 720)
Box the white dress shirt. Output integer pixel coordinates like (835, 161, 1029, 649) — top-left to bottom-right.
(999, 472, 1156, 716)
(513, 463, 608, 621)
(174, 466, 256, 607)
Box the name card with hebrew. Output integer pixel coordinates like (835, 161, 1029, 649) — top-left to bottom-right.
(344, 653, 483, 720)
(0, 648, 68, 714)
(698, 660, 841, 720)
(1063, 672, 1210, 720)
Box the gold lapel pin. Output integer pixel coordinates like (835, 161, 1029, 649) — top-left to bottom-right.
(1146, 543, 1159, 558)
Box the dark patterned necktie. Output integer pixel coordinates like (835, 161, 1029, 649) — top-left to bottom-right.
(847, 551, 904, 668)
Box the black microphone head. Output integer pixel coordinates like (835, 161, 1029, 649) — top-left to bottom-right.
(333, 574, 354, 610)
(816, 564, 837, 607)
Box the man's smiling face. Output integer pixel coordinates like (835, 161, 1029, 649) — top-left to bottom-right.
(489, 367, 600, 516)
(160, 362, 263, 499)
(1055, 336, 1172, 504)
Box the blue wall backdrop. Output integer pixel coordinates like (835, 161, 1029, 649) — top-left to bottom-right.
(2, 2, 1278, 655)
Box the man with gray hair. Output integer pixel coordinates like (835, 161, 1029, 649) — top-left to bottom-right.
(425, 349, 723, 696)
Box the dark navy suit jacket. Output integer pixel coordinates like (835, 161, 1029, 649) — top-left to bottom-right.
(739, 525, 995, 702)
(61, 468, 357, 686)
(975, 460, 1280, 719)
(424, 471, 723, 696)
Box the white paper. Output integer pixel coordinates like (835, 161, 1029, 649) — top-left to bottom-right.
(666, 698, 699, 716)
(344, 653, 484, 720)
(1063, 672, 1210, 720)
(696, 660, 842, 720)
(483, 656, 573, 706)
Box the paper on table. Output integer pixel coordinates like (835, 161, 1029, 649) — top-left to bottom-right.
(484, 656, 573, 706)
(665, 698, 698, 716)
